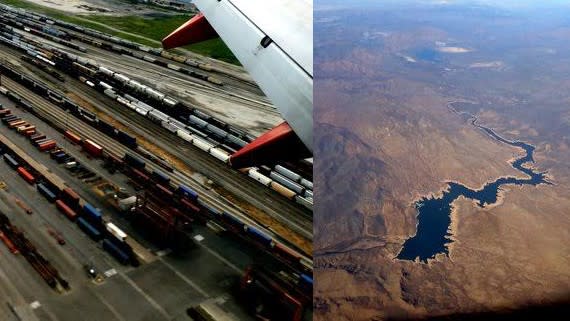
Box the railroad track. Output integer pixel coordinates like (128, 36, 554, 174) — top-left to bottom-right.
(11, 28, 281, 131)
(2, 77, 312, 261)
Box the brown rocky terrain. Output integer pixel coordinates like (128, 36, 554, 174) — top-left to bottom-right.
(314, 1, 570, 320)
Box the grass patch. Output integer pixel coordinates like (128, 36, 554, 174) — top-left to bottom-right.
(0, 0, 239, 64)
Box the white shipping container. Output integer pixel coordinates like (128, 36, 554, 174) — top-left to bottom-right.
(106, 222, 128, 241)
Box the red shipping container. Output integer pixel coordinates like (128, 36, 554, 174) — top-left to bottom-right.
(83, 139, 103, 157)
(0, 109, 11, 116)
(131, 168, 149, 183)
(38, 141, 56, 151)
(8, 120, 26, 129)
(61, 188, 80, 207)
(17, 167, 35, 184)
(64, 130, 82, 144)
(180, 198, 200, 214)
(55, 200, 77, 221)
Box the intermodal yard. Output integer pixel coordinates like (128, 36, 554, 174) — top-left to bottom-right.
(0, 3, 312, 321)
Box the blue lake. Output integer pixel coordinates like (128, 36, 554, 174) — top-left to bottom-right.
(397, 116, 550, 262)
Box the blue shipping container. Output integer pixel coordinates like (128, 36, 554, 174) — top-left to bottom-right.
(152, 169, 170, 184)
(300, 274, 313, 287)
(77, 217, 102, 241)
(3, 154, 19, 168)
(37, 183, 57, 203)
(83, 203, 102, 222)
(246, 226, 272, 246)
(102, 239, 130, 265)
(222, 212, 244, 229)
(177, 184, 198, 200)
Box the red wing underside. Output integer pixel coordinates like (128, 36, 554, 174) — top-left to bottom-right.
(162, 13, 218, 49)
(229, 122, 311, 169)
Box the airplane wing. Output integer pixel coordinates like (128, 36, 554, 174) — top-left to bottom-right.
(162, 0, 313, 168)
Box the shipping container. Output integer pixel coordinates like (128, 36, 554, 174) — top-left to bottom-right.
(82, 203, 102, 223)
(273, 242, 302, 263)
(221, 212, 245, 229)
(177, 184, 198, 200)
(105, 222, 127, 242)
(3, 154, 19, 169)
(64, 130, 82, 144)
(155, 184, 173, 198)
(124, 153, 145, 169)
(61, 187, 80, 208)
(151, 169, 170, 185)
(245, 226, 273, 247)
(102, 239, 129, 265)
(38, 140, 57, 151)
(8, 120, 26, 129)
(83, 139, 103, 157)
(55, 199, 77, 221)
(30, 133, 46, 142)
(37, 183, 57, 202)
(117, 130, 136, 147)
(180, 198, 200, 214)
(77, 217, 102, 241)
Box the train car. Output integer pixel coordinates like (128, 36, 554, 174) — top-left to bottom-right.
(60, 187, 80, 209)
(102, 239, 130, 265)
(77, 217, 102, 241)
(269, 182, 296, 200)
(248, 168, 272, 187)
(245, 226, 273, 247)
(209, 147, 230, 163)
(117, 130, 137, 148)
(55, 199, 77, 221)
(300, 178, 313, 191)
(64, 130, 82, 144)
(130, 168, 150, 184)
(148, 109, 169, 124)
(82, 203, 103, 224)
(124, 153, 145, 169)
(177, 184, 198, 200)
(176, 129, 193, 143)
(221, 212, 245, 230)
(192, 137, 214, 152)
(151, 169, 170, 185)
(294, 195, 313, 210)
(3, 154, 20, 169)
(37, 183, 57, 202)
(205, 124, 228, 139)
(83, 139, 103, 157)
(105, 222, 127, 242)
(274, 165, 302, 183)
(269, 172, 304, 195)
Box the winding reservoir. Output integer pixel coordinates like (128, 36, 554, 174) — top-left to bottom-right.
(397, 109, 550, 262)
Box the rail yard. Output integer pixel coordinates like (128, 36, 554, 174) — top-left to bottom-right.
(0, 3, 312, 321)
